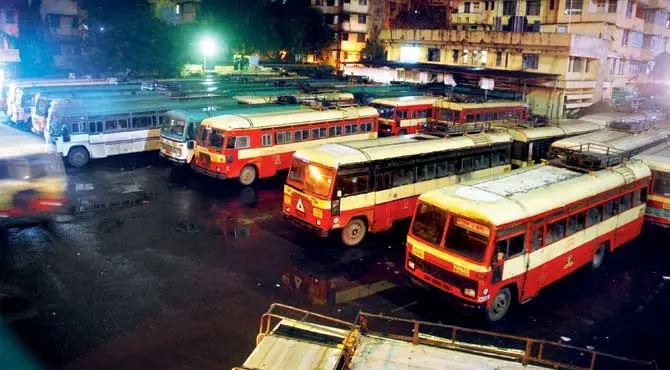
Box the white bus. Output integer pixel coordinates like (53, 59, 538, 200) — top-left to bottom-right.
(0, 125, 67, 228)
(45, 96, 242, 167)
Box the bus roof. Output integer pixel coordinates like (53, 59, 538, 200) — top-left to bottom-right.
(55, 96, 240, 117)
(435, 100, 527, 110)
(635, 141, 670, 172)
(0, 125, 52, 159)
(294, 132, 511, 168)
(164, 103, 304, 123)
(419, 161, 650, 227)
(369, 96, 436, 107)
(550, 128, 668, 152)
(203, 106, 379, 131)
(505, 121, 602, 142)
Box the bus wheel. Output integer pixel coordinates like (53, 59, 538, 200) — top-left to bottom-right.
(399, 129, 408, 136)
(239, 165, 257, 186)
(486, 287, 511, 322)
(67, 147, 90, 168)
(591, 243, 607, 270)
(341, 219, 366, 247)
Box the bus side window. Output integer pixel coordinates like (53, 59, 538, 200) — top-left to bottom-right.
(71, 122, 85, 134)
(105, 120, 118, 131)
(234, 136, 250, 149)
(416, 163, 436, 182)
(436, 161, 454, 178)
(329, 126, 342, 137)
(337, 175, 369, 196)
(262, 134, 272, 147)
(492, 149, 509, 166)
(531, 227, 544, 250)
(633, 188, 647, 206)
(586, 206, 601, 227)
(460, 157, 474, 173)
(89, 122, 97, 133)
(375, 171, 392, 191)
(474, 154, 490, 170)
(620, 193, 632, 211)
(226, 137, 236, 149)
(545, 219, 566, 245)
(118, 119, 129, 129)
(397, 110, 408, 120)
(311, 128, 319, 139)
(319, 127, 327, 138)
(603, 199, 618, 219)
(392, 167, 414, 186)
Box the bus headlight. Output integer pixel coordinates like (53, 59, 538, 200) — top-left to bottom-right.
(331, 199, 340, 216)
(407, 260, 416, 270)
(463, 288, 476, 297)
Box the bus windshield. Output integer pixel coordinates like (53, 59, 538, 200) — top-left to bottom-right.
(162, 117, 187, 138)
(411, 202, 448, 245)
(36, 98, 50, 116)
(370, 104, 395, 119)
(288, 159, 334, 198)
(653, 170, 670, 196)
(196, 127, 225, 150)
(444, 217, 490, 262)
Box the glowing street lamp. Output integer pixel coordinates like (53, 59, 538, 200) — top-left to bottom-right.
(199, 36, 218, 71)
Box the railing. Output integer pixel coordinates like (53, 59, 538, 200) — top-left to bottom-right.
(558, 143, 633, 171)
(356, 311, 659, 370)
(607, 119, 654, 133)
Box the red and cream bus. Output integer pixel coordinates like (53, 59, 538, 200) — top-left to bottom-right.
(368, 96, 436, 136)
(192, 106, 378, 185)
(636, 141, 670, 226)
(406, 159, 650, 322)
(283, 132, 513, 246)
(432, 100, 528, 126)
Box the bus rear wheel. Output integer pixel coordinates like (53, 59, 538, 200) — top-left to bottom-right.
(68, 147, 90, 168)
(341, 219, 366, 247)
(398, 129, 408, 136)
(486, 287, 511, 322)
(591, 243, 607, 270)
(239, 165, 257, 186)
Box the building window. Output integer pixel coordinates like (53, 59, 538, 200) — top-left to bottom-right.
(549, 0, 555, 10)
(481, 50, 488, 65)
(618, 59, 626, 75)
(608, 0, 617, 12)
(327, 0, 335, 6)
(357, 33, 365, 42)
(5, 10, 17, 24)
(359, 0, 367, 5)
(463, 48, 469, 64)
(340, 14, 350, 22)
(342, 32, 349, 41)
(566, 0, 583, 14)
(175, 4, 180, 15)
(472, 50, 479, 65)
(473, 2, 480, 12)
(452, 49, 459, 63)
(526, 0, 540, 16)
(569, 57, 584, 73)
(622, 29, 629, 46)
(464, 2, 471, 13)
(315, 0, 323, 5)
(610, 58, 617, 75)
(428, 48, 441, 62)
(522, 54, 539, 69)
(502, 0, 516, 15)
(358, 14, 367, 24)
(625, 0, 633, 18)
(631, 31, 643, 48)
(496, 52, 503, 67)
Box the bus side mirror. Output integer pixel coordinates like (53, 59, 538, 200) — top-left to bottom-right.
(187, 141, 194, 150)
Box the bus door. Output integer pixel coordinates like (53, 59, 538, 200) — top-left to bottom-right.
(87, 120, 107, 158)
(521, 222, 544, 299)
(372, 169, 394, 230)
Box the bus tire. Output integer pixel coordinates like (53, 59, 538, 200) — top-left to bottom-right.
(341, 218, 366, 247)
(591, 243, 607, 270)
(486, 287, 512, 322)
(67, 147, 90, 168)
(398, 129, 408, 136)
(239, 165, 257, 186)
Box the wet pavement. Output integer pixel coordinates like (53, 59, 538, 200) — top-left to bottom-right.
(0, 152, 668, 370)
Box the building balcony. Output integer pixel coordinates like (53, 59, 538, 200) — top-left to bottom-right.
(381, 29, 609, 60)
(639, 0, 670, 8)
(315, 5, 341, 14)
(644, 22, 670, 37)
(614, 45, 642, 59)
(557, 11, 643, 33)
(640, 47, 663, 61)
(0, 48, 19, 63)
(342, 2, 367, 14)
(341, 21, 367, 33)
(42, 0, 78, 16)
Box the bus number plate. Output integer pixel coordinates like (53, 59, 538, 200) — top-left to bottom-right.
(453, 264, 469, 277)
(412, 246, 424, 259)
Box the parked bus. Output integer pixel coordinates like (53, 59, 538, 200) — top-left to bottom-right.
(45, 96, 241, 167)
(406, 158, 650, 322)
(549, 120, 668, 159)
(159, 103, 303, 165)
(432, 99, 528, 126)
(0, 125, 67, 228)
(505, 120, 603, 168)
(193, 106, 379, 185)
(283, 132, 513, 246)
(234, 91, 354, 105)
(635, 141, 670, 226)
(368, 96, 437, 136)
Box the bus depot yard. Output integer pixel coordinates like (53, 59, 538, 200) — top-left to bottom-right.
(0, 75, 669, 370)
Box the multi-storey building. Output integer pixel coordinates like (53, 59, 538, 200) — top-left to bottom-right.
(311, 0, 371, 69)
(0, 0, 20, 76)
(148, 0, 200, 25)
(41, 0, 82, 70)
(375, 0, 670, 118)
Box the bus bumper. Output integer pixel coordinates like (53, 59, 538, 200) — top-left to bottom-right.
(283, 213, 329, 237)
(407, 273, 485, 312)
(159, 152, 187, 166)
(192, 166, 228, 180)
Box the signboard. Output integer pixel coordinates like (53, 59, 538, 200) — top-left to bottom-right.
(479, 77, 495, 90)
(455, 217, 490, 236)
(444, 74, 457, 87)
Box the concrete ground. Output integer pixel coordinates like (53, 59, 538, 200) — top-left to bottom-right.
(0, 152, 668, 370)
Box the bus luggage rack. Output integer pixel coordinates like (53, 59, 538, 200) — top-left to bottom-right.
(250, 303, 657, 370)
(607, 119, 654, 133)
(421, 120, 491, 137)
(561, 143, 632, 171)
